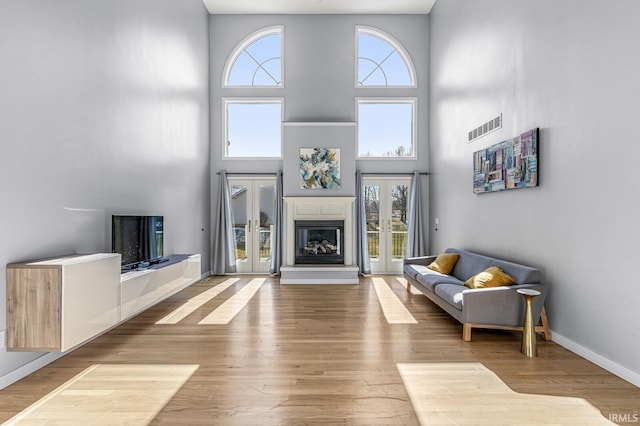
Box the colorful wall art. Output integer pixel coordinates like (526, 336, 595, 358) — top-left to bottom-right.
(473, 128, 538, 194)
(300, 148, 341, 189)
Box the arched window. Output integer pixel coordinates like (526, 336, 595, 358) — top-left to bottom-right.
(356, 26, 415, 87)
(224, 26, 283, 87)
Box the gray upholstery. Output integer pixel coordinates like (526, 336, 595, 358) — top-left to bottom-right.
(403, 248, 546, 335)
(403, 264, 429, 279)
(488, 259, 541, 284)
(445, 248, 492, 281)
(434, 284, 465, 310)
(415, 271, 464, 292)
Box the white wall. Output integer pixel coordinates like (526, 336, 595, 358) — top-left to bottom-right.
(429, 0, 640, 386)
(209, 15, 430, 227)
(0, 0, 210, 386)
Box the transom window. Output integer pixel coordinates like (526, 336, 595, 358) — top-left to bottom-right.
(224, 99, 283, 158)
(357, 99, 416, 158)
(356, 26, 415, 87)
(224, 26, 283, 87)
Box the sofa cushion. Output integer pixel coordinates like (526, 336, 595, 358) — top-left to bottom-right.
(416, 272, 465, 292)
(445, 248, 493, 282)
(434, 284, 465, 310)
(488, 259, 541, 284)
(445, 248, 541, 284)
(404, 264, 431, 280)
(426, 253, 460, 275)
(464, 266, 516, 289)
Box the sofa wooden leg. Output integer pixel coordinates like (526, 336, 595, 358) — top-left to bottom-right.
(463, 324, 472, 342)
(406, 282, 412, 292)
(538, 306, 552, 341)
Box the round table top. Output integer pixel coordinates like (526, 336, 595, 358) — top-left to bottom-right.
(517, 288, 541, 297)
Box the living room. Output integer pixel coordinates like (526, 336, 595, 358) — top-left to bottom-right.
(1, 0, 639, 423)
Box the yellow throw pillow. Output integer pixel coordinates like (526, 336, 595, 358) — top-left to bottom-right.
(426, 253, 460, 275)
(465, 266, 516, 289)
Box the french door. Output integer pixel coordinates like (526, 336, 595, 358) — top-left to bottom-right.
(229, 178, 276, 273)
(363, 177, 411, 273)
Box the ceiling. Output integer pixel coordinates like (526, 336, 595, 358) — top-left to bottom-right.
(202, 0, 436, 15)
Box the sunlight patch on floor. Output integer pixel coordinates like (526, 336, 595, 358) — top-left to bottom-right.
(394, 276, 424, 295)
(372, 277, 418, 324)
(397, 362, 614, 425)
(198, 277, 266, 325)
(156, 277, 239, 324)
(2, 364, 198, 426)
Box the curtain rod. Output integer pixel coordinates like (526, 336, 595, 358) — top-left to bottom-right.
(360, 172, 430, 176)
(216, 172, 278, 175)
(217, 171, 428, 176)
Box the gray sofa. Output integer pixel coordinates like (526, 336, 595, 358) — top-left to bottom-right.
(404, 248, 551, 341)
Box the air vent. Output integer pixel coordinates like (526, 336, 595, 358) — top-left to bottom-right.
(468, 113, 502, 142)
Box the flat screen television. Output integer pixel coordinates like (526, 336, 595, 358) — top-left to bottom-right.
(112, 215, 164, 271)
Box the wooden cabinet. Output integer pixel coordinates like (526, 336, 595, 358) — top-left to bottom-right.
(6, 254, 121, 352)
(6, 253, 201, 352)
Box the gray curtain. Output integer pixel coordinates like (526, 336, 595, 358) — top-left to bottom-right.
(269, 170, 283, 275)
(212, 171, 237, 274)
(356, 170, 371, 274)
(406, 171, 428, 258)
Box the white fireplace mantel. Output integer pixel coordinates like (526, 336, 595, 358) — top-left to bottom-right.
(281, 196, 359, 284)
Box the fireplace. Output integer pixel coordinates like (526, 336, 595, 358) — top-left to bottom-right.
(295, 220, 344, 265)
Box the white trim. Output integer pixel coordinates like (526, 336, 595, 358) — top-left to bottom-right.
(280, 265, 360, 285)
(552, 330, 640, 388)
(355, 25, 417, 88)
(0, 353, 65, 390)
(222, 97, 284, 159)
(280, 278, 359, 284)
(356, 97, 417, 159)
(222, 26, 284, 88)
(283, 122, 356, 127)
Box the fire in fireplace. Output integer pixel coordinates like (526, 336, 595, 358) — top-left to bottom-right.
(295, 220, 345, 265)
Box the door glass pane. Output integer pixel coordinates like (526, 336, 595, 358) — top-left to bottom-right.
(391, 184, 409, 259)
(230, 184, 248, 262)
(258, 183, 275, 263)
(364, 185, 380, 260)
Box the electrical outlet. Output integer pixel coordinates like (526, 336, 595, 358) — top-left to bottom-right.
(0, 330, 5, 349)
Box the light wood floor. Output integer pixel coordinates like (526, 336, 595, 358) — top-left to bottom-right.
(1, 275, 638, 425)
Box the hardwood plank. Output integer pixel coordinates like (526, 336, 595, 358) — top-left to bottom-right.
(156, 277, 239, 324)
(398, 362, 614, 425)
(372, 277, 418, 324)
(0, 275, 638, 425)
(2, 364, 197, 425)
(198, 277, 266, 325)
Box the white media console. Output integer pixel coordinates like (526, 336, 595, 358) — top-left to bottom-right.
(6, 253, 201, 352)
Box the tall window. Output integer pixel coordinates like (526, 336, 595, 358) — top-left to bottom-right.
(357, 99, 416, 158)
(224, 26, 283, 87)
(356, 27, 417, 159)
(224, 99, 283, 158)
(223, 26, 284, 159)
(356, 26, 415, 87)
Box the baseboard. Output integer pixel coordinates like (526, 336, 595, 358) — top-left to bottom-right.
(0, 352, 65, 390)
(280, 278, 359, 284)
(551, 329, 640, 388)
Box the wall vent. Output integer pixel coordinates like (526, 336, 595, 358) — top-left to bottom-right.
(468, 113, 502, 142)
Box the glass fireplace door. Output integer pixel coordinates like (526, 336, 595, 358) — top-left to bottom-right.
(363, 177, 411, 273)
(229, 178, 275, 273)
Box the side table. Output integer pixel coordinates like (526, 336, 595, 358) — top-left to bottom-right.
(517, 288, 541, 357)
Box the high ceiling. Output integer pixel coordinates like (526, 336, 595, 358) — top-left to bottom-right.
(202, 0, 436, 15)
